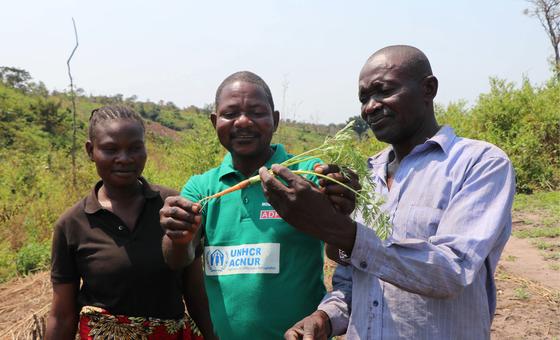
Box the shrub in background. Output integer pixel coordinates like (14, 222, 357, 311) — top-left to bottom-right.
(15, 241, 50, 275)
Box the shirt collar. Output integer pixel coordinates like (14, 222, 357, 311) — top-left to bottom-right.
(84, 176, 159, 214)
(368, 124, 456, 167)
(217, 144, 287, 180)
(426, 125, 456, 155)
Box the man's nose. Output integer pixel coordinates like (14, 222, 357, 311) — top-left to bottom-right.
(233, 113, 254, 128)
(363, 97, 383, 114)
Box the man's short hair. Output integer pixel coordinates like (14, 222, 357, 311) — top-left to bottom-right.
(214, 71, 275, 111)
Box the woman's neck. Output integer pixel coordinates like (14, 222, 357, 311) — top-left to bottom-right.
(98, 180, 142, 203)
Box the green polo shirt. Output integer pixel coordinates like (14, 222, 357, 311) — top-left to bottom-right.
(181, 144, 326, 340)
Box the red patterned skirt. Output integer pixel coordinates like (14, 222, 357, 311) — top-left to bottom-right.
(79, 306, 204, 340)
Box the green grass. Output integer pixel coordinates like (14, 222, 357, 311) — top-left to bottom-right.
(512, 192, 560, 239)
(513, 227, 560, 239)
(543, 252, 560, 261)
(513, 191, 560, 216)
(530, 239, 558, 251)
(514, 286, 530, 300)
(505, 255, 518, 262)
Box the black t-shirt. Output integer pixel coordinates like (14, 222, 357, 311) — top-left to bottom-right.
(50, 177, 198, 319)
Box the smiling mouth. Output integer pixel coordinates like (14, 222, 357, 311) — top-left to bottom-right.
(231, 134, 259, 142)
(367, 111, 393, 126)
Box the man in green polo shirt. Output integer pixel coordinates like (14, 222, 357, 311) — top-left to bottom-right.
(160, 71, 337, 339)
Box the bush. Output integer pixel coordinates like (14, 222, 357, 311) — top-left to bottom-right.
(15, 241, 50, 275)
(437, 77, 560, 193)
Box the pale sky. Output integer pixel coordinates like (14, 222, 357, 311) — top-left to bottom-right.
(1, 0, 553, 124)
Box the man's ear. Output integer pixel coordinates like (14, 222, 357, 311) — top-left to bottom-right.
(85, 141, 94, 161)
(272, 110, 280, 132)
(423, 75, 438, 101)
(210, 112, 217, 129)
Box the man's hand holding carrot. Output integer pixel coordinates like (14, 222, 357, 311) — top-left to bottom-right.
(258, 164, 358, 255)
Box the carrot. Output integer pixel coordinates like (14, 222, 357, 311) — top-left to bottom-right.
(199, 175, 261, 203)
(313, 163, 323, 173)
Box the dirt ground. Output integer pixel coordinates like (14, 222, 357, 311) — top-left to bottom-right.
(0, 211, 558, 339)
(490, 212, 560, 340)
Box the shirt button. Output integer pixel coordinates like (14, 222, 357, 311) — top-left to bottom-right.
(243, 197, 249, 204)
(373, 300, 379, 307)
(118, 225, 125, 231)
(360, 261, 367, 269)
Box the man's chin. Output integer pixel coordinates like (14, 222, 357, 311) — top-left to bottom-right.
(231, 143, 272, 159)
(232, 147, 259, 158)
(371, 128, 399, 144)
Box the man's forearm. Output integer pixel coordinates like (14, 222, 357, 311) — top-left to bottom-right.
(318, 264, 353, 335)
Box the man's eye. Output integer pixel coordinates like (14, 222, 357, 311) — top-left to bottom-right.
(221, 112, 238, 119)
(359, 93, 374, 104)
(250, 112, 268, 118)
(381, 88, 394, 95)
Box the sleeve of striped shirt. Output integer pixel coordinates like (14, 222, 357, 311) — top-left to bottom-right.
(318, 264, 353, 335)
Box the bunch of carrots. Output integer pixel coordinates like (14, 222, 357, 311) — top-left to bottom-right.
(198, 121, 391, 239)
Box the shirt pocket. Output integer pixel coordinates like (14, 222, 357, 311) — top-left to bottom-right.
(405, 205, 443, 240)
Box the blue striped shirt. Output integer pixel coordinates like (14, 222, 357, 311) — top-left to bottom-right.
(319, 126, 515, 340)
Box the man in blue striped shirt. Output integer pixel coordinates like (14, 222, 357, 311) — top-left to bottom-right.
(259, 45, 515, 339)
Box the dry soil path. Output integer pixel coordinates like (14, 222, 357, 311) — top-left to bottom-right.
(500, 236, 560, 290)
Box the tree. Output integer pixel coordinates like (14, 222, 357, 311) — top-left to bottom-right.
(346, 115, 369, 140)
(30, 98, 69, 135)
(0, 67, 32, 91)
(525, 0, 560, 79)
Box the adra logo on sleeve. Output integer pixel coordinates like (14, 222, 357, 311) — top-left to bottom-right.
(205, 243, 280, 276)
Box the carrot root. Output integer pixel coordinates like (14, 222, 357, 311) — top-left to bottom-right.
(199, 175, 261, 203)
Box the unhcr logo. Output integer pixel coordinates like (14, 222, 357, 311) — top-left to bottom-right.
(206, 249, 228, 272)
(204, 243, 280, 276)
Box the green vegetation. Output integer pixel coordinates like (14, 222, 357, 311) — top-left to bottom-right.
(0, 67, 558, 282)
(512, 192, 560, 242)
(511, 191, 559, 263)
(514, 286, 531, 300)
(514, 227, 560, 239)
(15, 242, 51, 275)
(437, 78, 560, 193)
(531, 239, 558, 251)
(513, 191, 560, 216)
(543, 252, 560, 261)
(505, 255, 518, 262)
